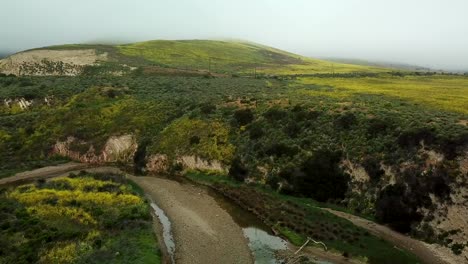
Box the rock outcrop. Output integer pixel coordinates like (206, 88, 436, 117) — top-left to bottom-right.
(145, 154, 226, 174)
(177, 155, 226, 172)
(146, 154, 170, 174)
(53, 134, 137, 164)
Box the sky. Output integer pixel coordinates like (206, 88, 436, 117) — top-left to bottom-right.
(2, 0, 468, 71)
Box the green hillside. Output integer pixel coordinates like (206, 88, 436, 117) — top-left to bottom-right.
(15, 39, 389, 75)
(116, 40, 387, 74)
(1, 39, 467, 262)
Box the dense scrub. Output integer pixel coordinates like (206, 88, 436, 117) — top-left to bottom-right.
(1, 71, 467, 255)
(0, 172, 160, 264)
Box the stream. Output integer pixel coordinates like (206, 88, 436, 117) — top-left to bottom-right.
(149, 176, 336, 264)
(207, 187, 289, 263)
(150, 201, 176, 264)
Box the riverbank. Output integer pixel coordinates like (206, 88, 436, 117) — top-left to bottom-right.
(130, 176, 253, 264)
(185, 170, 450, 264)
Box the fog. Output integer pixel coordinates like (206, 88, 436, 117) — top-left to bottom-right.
(2, 0, 468, 71)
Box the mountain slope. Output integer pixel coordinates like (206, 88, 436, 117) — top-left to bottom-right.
(117, 40, 388, 74)
(0, 40, 389, 76)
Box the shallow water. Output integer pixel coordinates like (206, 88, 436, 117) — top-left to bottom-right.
(155, 176, 335, 264)
(150, 202, 176, 264)
(205, 186, 336, 264)
(205, 187, 289, 263)
(243, 227, 288, 264)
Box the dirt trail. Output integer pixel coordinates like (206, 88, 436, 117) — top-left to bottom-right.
(130, 176, 253, 264)
(322, 208, 451, 264)
(0, 162, 90, 185)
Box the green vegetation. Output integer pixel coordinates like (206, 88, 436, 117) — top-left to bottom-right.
(117, 40, 385, 74)
(150, 116, 235, 163)
(0, 172, 161, 264)
(25, 40, 388, 75)
(1, 40, 467, 258)
(299, 75, 468, 113)
(186, 170, 420, 264)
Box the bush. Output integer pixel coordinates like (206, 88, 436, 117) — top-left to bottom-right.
(366, 118, 394, 136)
(248, 122, 264, 139)
(228, 157, 249, 182)
(279, 149, 349, 202)
(189, 135, 200, 145)
(362, 157, 385, 182)
(200, 103, 216, 115)
(263, 107, 287, 122)
(264, 142, 298, 157)
(334, 112, 357, 129)
(398, 127, 436, 148)
(233, 108, 254, 126)
(375, 183, 424, 233)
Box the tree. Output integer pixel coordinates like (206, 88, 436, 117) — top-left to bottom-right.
(229, 156, 249, 182)
(233, 108, 254, 126)
(279, 149, 349, 202)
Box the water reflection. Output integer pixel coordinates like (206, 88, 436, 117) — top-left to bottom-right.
(150, 202, 176, 264)
(243, 227, 288, 264)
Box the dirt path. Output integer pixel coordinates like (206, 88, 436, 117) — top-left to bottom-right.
(0, 162, 90, 185)
(322, 208, 452, 264)
(130, 176, 253, 264)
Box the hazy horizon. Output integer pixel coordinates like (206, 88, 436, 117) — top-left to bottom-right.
(2, 0, 468, 71)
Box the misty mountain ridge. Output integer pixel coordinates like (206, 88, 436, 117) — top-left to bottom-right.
(3, 39, 467, 73)
(0, 39, 392, 76)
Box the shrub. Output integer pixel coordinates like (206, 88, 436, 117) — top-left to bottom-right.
(279, 149, 349, 202)
(247, 122, 264, 139)
(334, 112, 357, 129)
(233, 108, 254, 126)
(366, 117, 394, 136)
(264, 142, 298, 157)
(362, 157, 385, 182)
(200, 103, 216, 115)
(398, 127, 436, 148)
(375, 183, 423, 233)
(263, 107, 287, 122)
(228, 156, 249, 182)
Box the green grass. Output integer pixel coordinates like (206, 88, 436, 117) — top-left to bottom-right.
(116, 40, 385, 74)
(299, 75, 468, 114)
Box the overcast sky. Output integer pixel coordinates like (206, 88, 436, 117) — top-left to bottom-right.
(2, 0, 468, 70)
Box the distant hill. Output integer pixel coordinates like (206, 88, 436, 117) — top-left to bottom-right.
(0, 40, 390, 76)
(322, 57, 432, 72)
(0, 53, 10, 59)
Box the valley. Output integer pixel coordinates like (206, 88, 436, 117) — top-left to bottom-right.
(0, 164, 431, 264)
(0, 39, 467, 264)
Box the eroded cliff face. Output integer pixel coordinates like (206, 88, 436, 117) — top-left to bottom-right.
(177, 155, 226, 172)
(0, 49, 107, 76)
(53, 134, 137, 164)
(146, 154, 169, 174)
(145, 154, 226, 174)
(344, 146, 468, 258)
